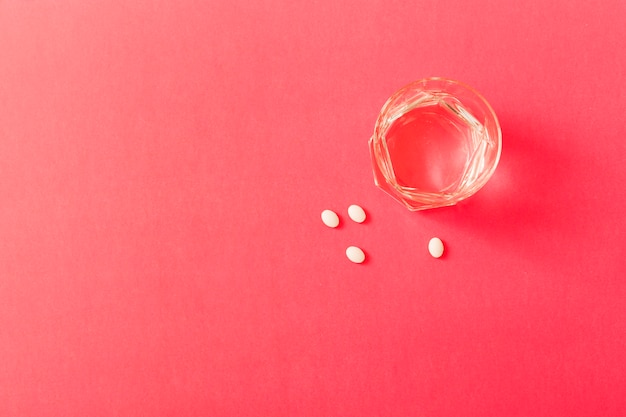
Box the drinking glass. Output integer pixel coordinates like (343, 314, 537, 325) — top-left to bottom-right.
(369, 78, 502, 210)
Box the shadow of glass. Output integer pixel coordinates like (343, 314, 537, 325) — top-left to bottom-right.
(421, 113, 579, 256)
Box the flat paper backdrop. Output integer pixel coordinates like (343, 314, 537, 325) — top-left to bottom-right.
(1, 1, 625, 416)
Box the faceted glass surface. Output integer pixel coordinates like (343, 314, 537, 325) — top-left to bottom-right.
(369, 78, 502, 211)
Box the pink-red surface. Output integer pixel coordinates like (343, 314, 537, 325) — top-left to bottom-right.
(1, 1, 625, 416)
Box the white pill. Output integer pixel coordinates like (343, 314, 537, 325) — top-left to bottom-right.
(348, 204, 366, 223)
(321, 209, 339, 228)
(428, 237, 444, 258)
(346, 246, 365, 263)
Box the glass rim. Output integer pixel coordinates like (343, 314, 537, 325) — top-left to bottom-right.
(370, 77, 502, 210)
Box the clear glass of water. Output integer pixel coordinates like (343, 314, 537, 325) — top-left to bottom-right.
(369, 78, 502, 211)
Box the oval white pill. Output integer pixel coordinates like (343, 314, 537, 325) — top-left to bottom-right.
(321, 209, 339, 228)
(346, 246, 365, 263)
(348, 204, 366, 223)
(428, 237, 444, 258)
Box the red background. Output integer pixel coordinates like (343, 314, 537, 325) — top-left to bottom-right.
(1, 0, 625, 416)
